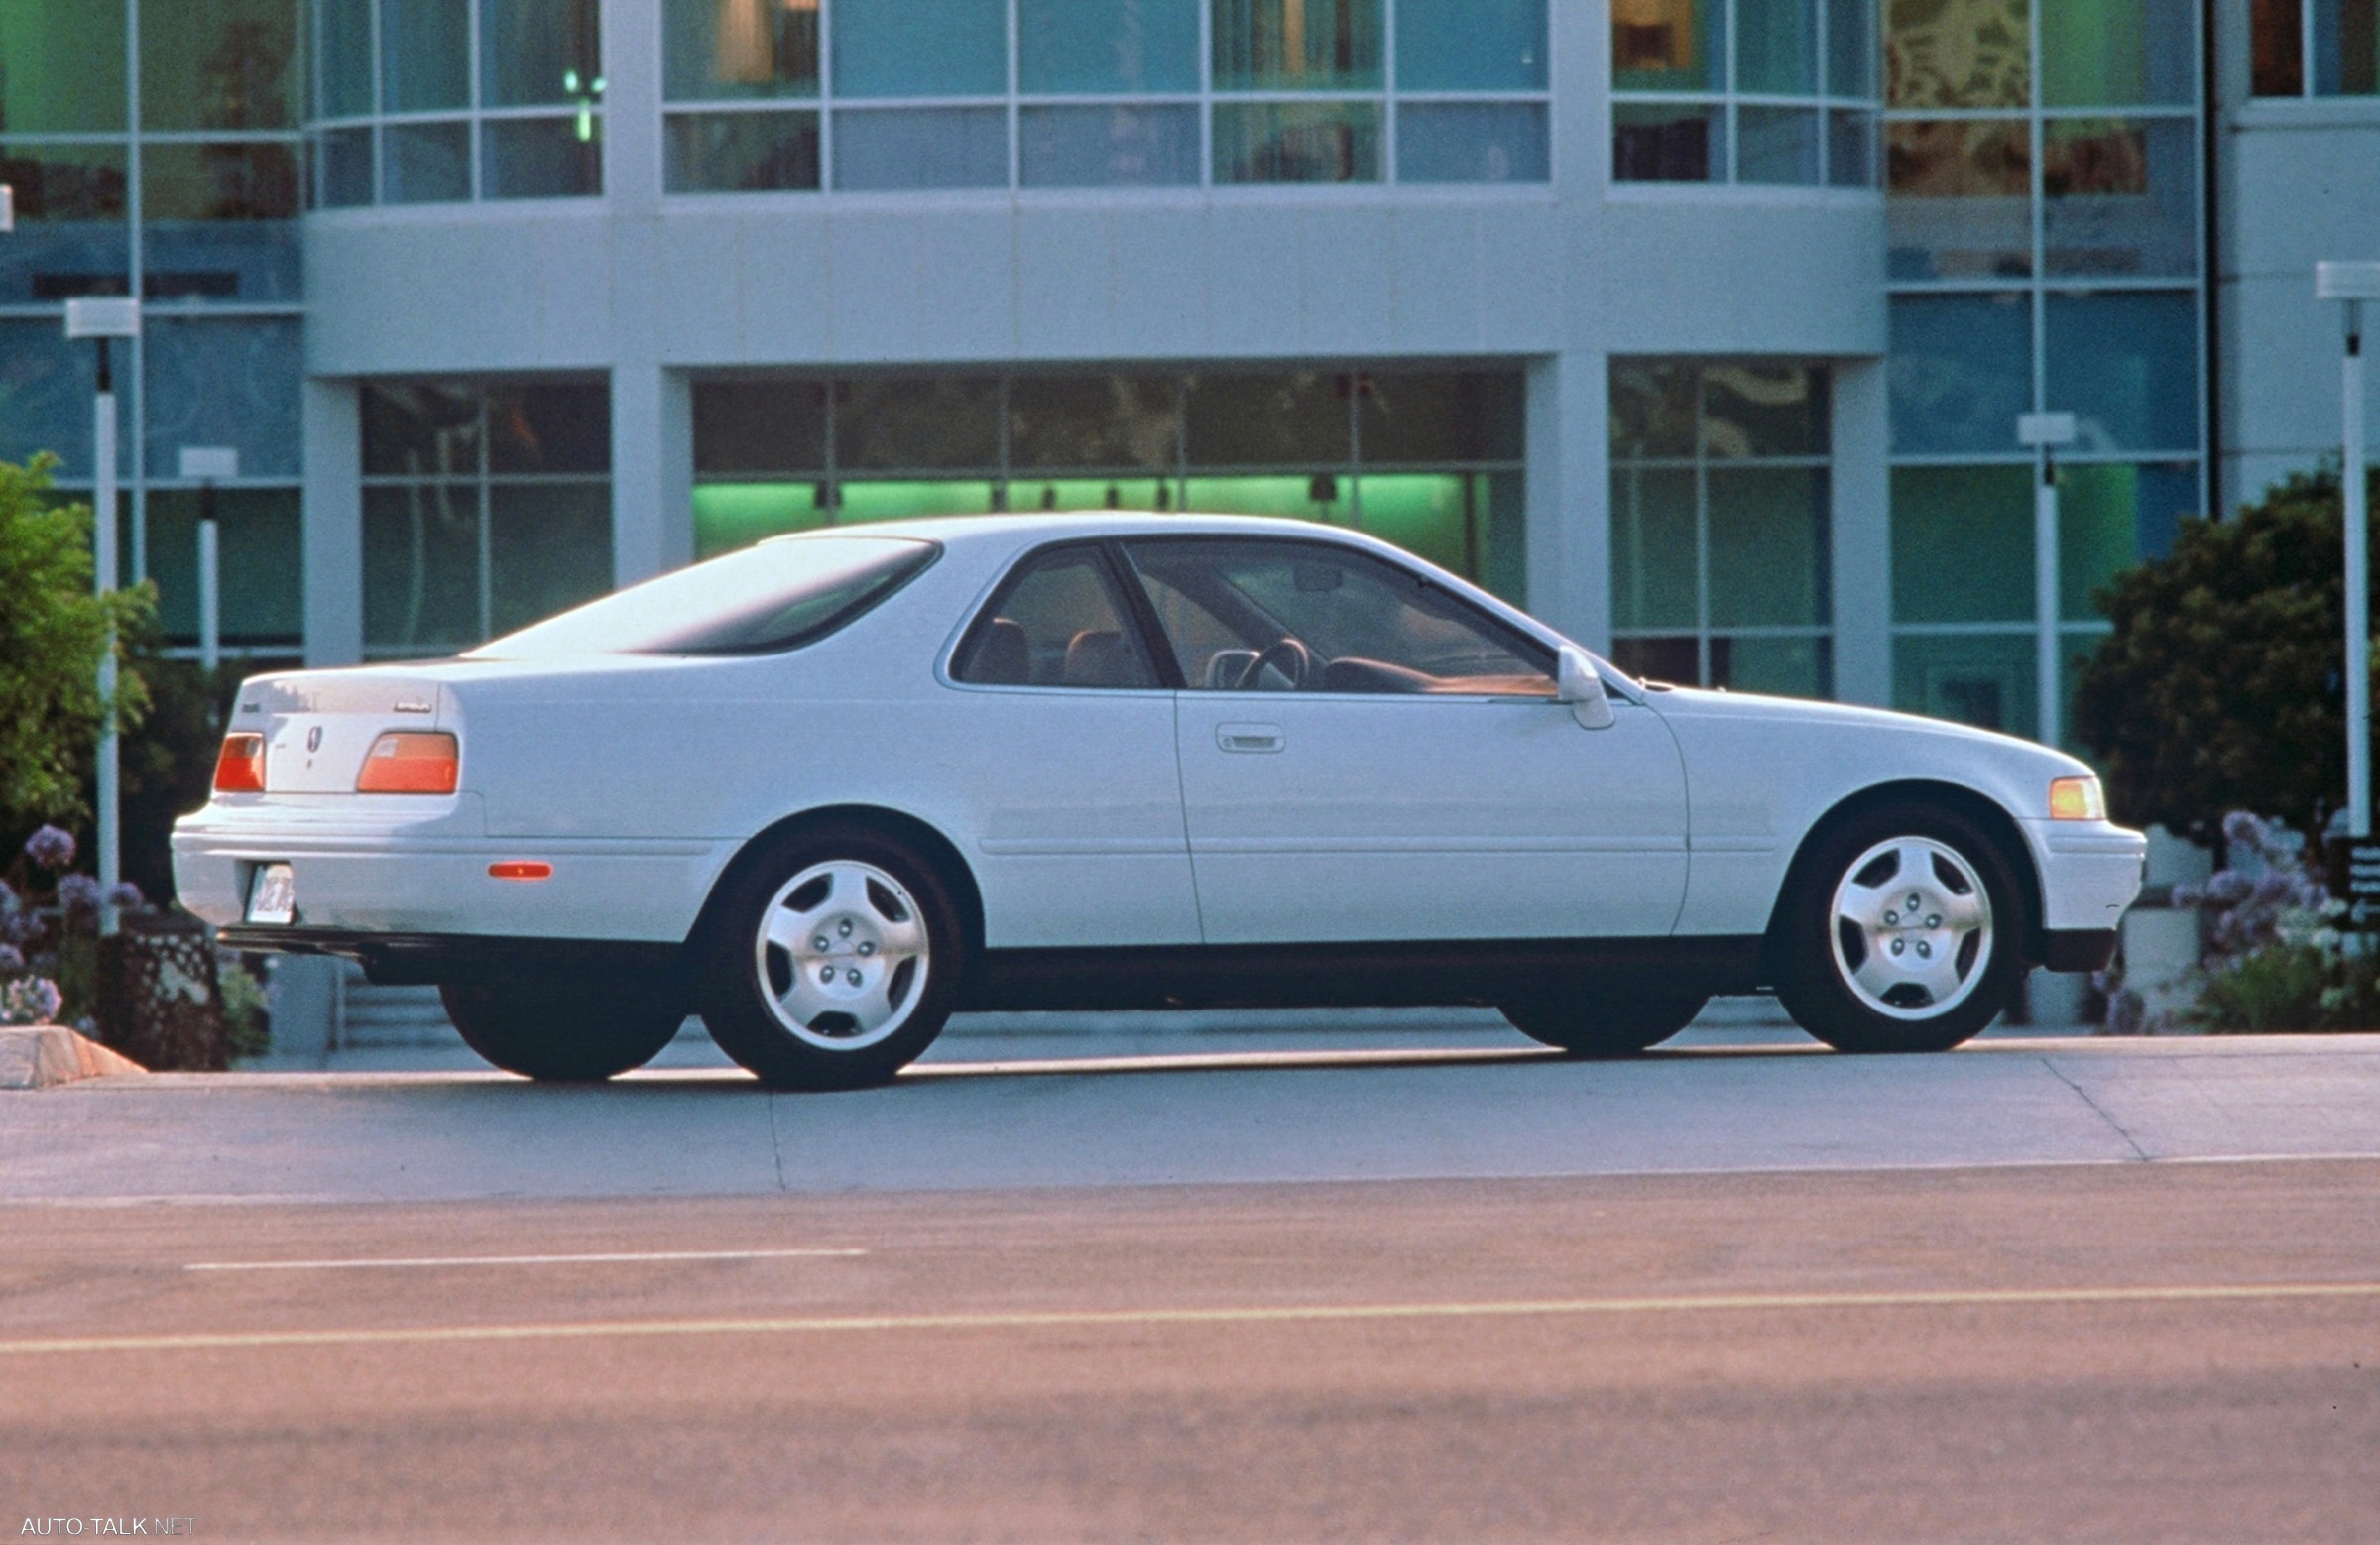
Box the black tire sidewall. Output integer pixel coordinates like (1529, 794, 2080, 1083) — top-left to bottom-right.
(1776, 802, 2026, 1053)
(693, 824, 964, 1090)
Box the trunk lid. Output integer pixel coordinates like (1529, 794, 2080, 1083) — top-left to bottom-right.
(229, 670, 451, 794)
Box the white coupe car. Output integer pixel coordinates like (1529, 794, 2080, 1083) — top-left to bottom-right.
(176, 514, 2145, 1088)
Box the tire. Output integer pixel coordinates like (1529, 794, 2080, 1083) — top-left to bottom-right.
(1772, 801, 2026, 1054)
(692, 823, 963, 1091)
(1501, 984, 1708, 1056)
(440, 976, 684, 1082)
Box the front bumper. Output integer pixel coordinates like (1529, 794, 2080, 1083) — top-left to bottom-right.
(2022, 818, 2148, 936)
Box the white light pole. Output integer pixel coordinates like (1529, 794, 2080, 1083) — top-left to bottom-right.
(0, 183, 14, 233)
(2320, 263, 2380, 837)
(64, 297, 141, 935)
(2018, 411, 2079, 750)
(178, 447, 239, 676)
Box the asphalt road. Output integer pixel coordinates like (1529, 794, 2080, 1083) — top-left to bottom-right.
(3, 1160, 2378, 1542)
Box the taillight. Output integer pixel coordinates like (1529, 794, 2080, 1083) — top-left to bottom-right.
(357, 731, 459, 794)
(212, 733, 266, 793)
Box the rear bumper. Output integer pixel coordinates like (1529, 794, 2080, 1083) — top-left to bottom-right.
(214, 926, 682, 987)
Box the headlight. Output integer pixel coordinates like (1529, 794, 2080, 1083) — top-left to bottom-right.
(2048, 775, 2105, 821)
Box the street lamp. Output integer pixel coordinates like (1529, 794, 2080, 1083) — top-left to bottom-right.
(2319, 261, 2380, 838)
(178, 447, 240, 677)
(2017, 411, 2078, 750)
(63, 296, 141, 935)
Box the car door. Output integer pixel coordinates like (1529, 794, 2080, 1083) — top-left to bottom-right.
(941, 541, 1201, 948)
(1119, 535, 1689, 946)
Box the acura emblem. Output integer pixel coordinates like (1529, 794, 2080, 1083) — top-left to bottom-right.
(306, 726, 323, 753)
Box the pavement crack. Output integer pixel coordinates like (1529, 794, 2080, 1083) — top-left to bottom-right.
(765, 1094, 791, 1192)
(2041, 1055, 2150, 1161)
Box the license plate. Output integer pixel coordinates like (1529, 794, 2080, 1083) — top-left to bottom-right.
(245, 863, 296, 925)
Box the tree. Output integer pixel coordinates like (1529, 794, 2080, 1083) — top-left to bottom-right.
(2072, 469, 2369, 846)
(0, 455, 153, 836)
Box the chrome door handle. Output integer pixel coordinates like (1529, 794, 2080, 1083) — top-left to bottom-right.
(1217, 722, 1283, 754)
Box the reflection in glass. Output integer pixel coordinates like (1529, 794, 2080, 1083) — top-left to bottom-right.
(142, 0, 298, 130)
(365, 483, 482, 650)
(384, 121, 472, 202)
(2044, 118, 2196, 278)
(0, 320, 126, 474)
(1613, 102, 1722, 182)
(1020, 106, 1199, 188)
(1019, 0, 1198, 92)
(1353, 472, 1525, 602)
(1213, 0, 1383, 89)
(2314, 0, 2379, 94)
(1396, 104, 1548, 183)
(0, 0, 127, 132)
(2046, 291, 2198, 452)
(1829, 109, 1874, 186)
(1738, 107, 1820, 184)
(1010, 376, 1185, 470)
(1612, 0, 1724, 91)
(1703, 365, 1826, 457)
(489, 483, 612, 634)
(693, 482, 831, 557)
(1360, 374, 1526, 463)
(1889, 464, 2033, 621)
(2042, 0, 2195, 104)
(1829, 0, 1874, 94)
(318, 0, 374, 116)
(1187, 373, 1350, 466)
(143, 318, 304, 479)
(1716, 636, 1830, 697)
(694, 382, 829, 474)
(1708, 466, 1828, 627)
(1885, 0, 2029, 108)
(142, 143, 303, 301)
(1610, 467, 1697, 630)
(2058, 460, 2196, 617)
(1737, 0, 1816, 93)
(1892, 631, 2036, 737)
(364, 380, 483, 477)
(482, 0, 602, 107)
(383, 0, 470, 111)
(488, 381, 612, 473)
(666, 111, 821, 191)
(482, 116, 602, 197)
(832, 0, 1008, 97)
(314, 127, 374, 206)
(1213, 102, 1381, 184)
(664, 0, 820, 100)
(0, 142, 130, 302)
(1885, 119, 2030, 279)
(1610, 635, 1700, 685)
(1395, 0, 1545, 90)
(1888, 294, 2032, 454)
(835, 379, 1002, 470)
(143, 489, 302, 642)
(2252, 0, 2305, 94)
(1608, 361, 1698, 459)
(833, 108, 1008, 190)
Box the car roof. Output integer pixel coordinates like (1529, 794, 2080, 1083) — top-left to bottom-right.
(761, 511, 1391, 550)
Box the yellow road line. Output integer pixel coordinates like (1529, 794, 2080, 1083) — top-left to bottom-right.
(184, 1248, 867, 1272)
(5, 1280, 2378, 1357)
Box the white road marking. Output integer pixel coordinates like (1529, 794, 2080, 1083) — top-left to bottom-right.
(183, 1248, 867, 1273)
(9, 1279, 2377, 1357)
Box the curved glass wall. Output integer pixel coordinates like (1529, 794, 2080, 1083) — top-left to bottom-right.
(1611, 0, 1877, 184)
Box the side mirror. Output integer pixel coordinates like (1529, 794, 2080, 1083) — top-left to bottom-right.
(1556, 646, 1616, 730)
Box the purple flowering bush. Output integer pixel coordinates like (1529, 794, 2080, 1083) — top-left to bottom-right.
(2155, 811, 2380, 1033)
(1, 824, 150, 1027)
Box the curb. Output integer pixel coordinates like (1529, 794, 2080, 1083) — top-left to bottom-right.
(0, 1026, 149, 1090)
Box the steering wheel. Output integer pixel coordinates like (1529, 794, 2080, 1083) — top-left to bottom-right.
(1233, 636, 1312, 691)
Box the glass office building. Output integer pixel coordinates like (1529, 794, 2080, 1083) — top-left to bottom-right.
(2, 0, 2364, 747)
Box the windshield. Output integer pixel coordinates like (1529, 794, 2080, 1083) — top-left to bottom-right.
(468, 536, 938, 658)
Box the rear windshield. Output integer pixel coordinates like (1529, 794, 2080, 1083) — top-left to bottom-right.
(467, 536, 938, 658)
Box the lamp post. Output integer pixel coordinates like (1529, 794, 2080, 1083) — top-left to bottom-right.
(178, 447, 239, 678)
(2017, 411, 2079, 751)
(63, 296, 141, 935)
(2319, 262, 2380, 838)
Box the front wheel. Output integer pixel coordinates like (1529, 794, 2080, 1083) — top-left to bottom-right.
(1773, 803, 2025, 1054)
(440, 976, 684, 1081)
(1501, 986, 1708, 1056)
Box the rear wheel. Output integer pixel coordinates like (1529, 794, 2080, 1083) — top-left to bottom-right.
(1773, 802, 2025, 1053)
(440, 976, 683, 1081)
(693, 824, 963, 1091)
(1500, 985, 1708, 1056)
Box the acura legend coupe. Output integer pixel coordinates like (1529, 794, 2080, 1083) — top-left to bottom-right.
(176, 514, 2145, 1088)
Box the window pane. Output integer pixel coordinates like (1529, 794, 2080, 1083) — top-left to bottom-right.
(1214, 0, 1382, 89)
(1890, 464, 2033, 622)
(1886, 119, 2030, 279)
(1828, 109, 1875, 186)
(1893, 632, 2037, 737)
(1703, 364, 1826, 456)
(2253, 0, 2306, 93)
(318, 0, 375, 116)
(142, 0, 299, 130)
(692, 481, 831, 557)
(384, 120, 472, 202)
(140, 143, 303, 302)
(2059, 460, 2196, 617)
(0, 142, 130, 303)
(383, 0, 469, 111)
(1610, 467, 1696, 630)
(143, 488, 303, 642)
(1888, 294, 2033, 454)
(834, 378, 1001, 470)
(1610, 635, 1700, 685)
(2044, 118, 2196, 278)
(365, 483, 481, 649)
(1737, 0, 1816, 93)
(488, 381, 610, 473)
(1214, 102, 1381, 184)
(694, 381, 830, 474)
(2043, 0, 2195, 105)
(1609, 361, 1699, 459)
(1885, 0, 2029, 107)
(664, 0, 818, 100)
(1353, 472, 1494, 580)
(1009, 375, 1185, 471)
(482, 115, 603, 198)
(1709, 466, 1828, 627)
(2046, 291, 2198, 452)
(833, 108, 1008, 190)
(1613, 102, 1723, 182)
(666, 110, 821, 191)
(1186, 372, 1351, 467)
(0, 0, 126, 132)
(1019, 0, 1199, 92)
(1714, 636, 1830, 697)
(144, 318, 304, 480)
(0, 320, 130, 476)
(314, 127, 374, 206)
(489, 482, 612, 635)
(363, 380, 482, 477)
(1396, 103, 1548, 183)
(1396, 0, 1545, 89)
(1183, 472, 1354, 519)
(832, 0, 1007, 96)
(1612, 0, 1724, 91)
(1829, 0, 1874, 95)
(958, 547, 1156, 688)
(1359, 373, 1525, 463)
(482, 0, 602, 107)
(1738, 107, 1820, 185)
(2314, 0, 2380, 94)
(1020, 105, 1198, 187)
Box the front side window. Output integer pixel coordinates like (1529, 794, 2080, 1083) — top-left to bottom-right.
(952, 545, 1160, 688)
(1123, 538, 1553, 694)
